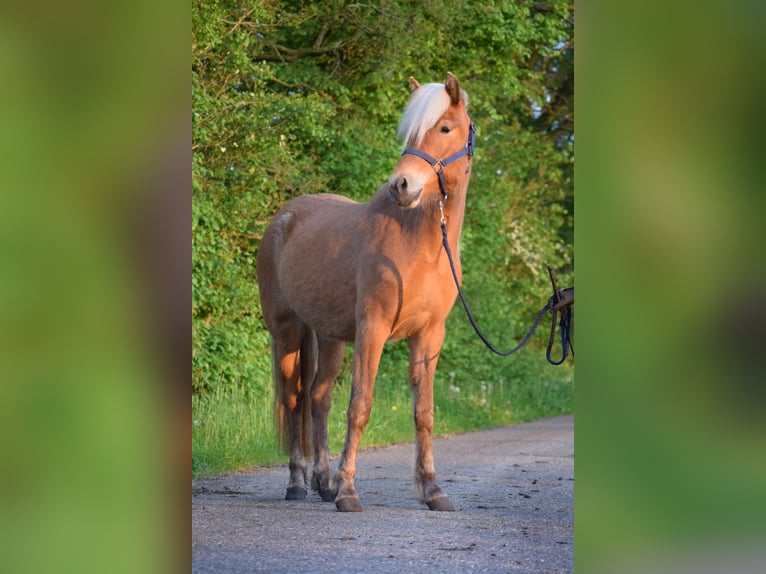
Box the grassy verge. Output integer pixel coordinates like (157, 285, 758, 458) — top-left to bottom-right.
(192, 340, 573, 478)
(192, 384, 282, 477)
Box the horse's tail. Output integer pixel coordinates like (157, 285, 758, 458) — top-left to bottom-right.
(272, 330, 317, 457)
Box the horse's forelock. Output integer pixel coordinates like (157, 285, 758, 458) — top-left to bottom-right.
(397, 83, 468, 148)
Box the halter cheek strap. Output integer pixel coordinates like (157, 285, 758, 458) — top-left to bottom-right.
(401, 123, 476, 199)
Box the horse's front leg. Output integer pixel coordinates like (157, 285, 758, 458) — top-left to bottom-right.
(332, 321, 387, 512)
(409, 323, 454, 511)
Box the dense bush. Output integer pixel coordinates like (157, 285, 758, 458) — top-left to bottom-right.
(192, 1, 574, 397)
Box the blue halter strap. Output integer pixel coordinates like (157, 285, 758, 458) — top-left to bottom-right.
(401, 122, 476, 199)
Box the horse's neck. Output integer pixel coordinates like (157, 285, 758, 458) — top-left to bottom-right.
(366, 181, 469, 253)
(441, 183, 468, 249)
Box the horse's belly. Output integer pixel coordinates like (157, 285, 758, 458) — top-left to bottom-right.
(293, 297, 357, 342)
(278, 251, 358, 342)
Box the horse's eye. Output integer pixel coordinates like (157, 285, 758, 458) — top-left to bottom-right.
(440, 125, 451, 134)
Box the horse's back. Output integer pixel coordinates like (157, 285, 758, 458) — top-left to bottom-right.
(282, 192, 358, 216)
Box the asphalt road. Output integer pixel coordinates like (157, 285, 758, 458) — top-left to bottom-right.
(192, 414, 573, 573)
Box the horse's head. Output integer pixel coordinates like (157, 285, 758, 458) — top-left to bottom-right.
(388, 72, 474, 209)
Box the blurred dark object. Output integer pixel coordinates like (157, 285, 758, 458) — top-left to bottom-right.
(130, 121, 190, 573)
(547, 265, 574, 311)
(551, 286, 574, 312)
(711, 282, 766, 418)
(547, 266, 574, 364)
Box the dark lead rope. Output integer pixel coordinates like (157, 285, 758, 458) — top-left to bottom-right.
(439, 214, 573, 364)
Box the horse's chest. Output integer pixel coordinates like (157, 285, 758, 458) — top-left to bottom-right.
(387, 265, 457, 339)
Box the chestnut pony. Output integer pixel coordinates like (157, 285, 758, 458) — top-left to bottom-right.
(256, 73, 474, 512)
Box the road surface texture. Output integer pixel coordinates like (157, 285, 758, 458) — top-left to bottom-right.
(192, 414, 573, 573)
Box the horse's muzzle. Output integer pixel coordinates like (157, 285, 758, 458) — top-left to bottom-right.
(387, 175, 422, 208)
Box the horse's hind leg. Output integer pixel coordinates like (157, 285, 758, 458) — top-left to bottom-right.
(273, 325, 315, 500)
(409, 324, 454, 511)
(310, 338, 345, 502)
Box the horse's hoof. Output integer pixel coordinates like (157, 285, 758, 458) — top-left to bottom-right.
(311, 473, 336, 502)
(318, 488, 335, 502)
(285, 486, 307, 501)
(426, 494, 455, 511)
(335, 495, 363, 512)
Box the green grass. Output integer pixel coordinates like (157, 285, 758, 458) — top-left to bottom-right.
(192, 384, 282, 477)
(192, 341, 573, 478)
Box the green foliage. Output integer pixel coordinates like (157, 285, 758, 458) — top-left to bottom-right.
(192, 0, 574, 443)
(192, 383, 283, 476)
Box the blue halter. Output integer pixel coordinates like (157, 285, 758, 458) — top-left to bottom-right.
(401, 122, 476, 199)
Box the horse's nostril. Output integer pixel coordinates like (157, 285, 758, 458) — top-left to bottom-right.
(388, 176, 421, 207)
(390, 177, 407, 196)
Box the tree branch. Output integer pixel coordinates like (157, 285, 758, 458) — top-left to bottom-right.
(252, 30, 363, 63)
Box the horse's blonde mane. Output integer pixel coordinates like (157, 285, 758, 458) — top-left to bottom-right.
(397, 83, 469, 147)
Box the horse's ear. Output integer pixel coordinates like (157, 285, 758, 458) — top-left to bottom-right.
(445, 72, 461, 105)
(408, 77, 421, 93)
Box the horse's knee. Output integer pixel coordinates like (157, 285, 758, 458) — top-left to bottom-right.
(311, 384, 332, 412)
(347, 402, 371, 430)
(284, 392, 299, 411)
(413, 405, 434, 430)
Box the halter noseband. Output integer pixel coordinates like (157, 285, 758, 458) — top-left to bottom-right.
(401, 122, 476, 199)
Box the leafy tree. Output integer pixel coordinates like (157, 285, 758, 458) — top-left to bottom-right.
(192, 0, 574, 393)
